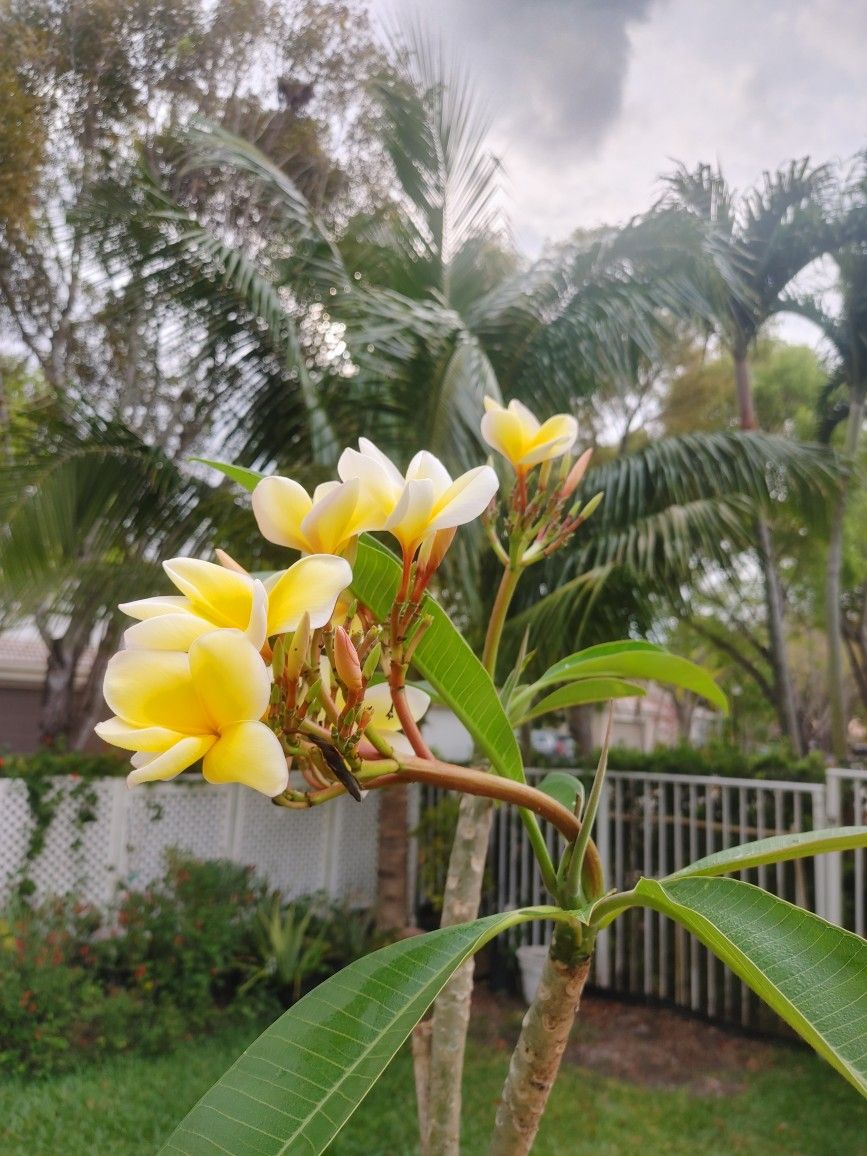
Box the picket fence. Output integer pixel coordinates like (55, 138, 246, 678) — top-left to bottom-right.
(0, 776, 379, 909)
(413, 765, 867, 1031)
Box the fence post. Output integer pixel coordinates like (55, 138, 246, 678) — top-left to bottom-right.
(593, 778, 612, 988)
(822, 770, 844, 927)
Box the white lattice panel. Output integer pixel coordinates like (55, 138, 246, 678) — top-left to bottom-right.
(126, 780, 232, 889)
(233, 791, 332, 898)
(332, 793, 380, 908)
(0, 778, 122, 906)
(0, 776, 380, 910)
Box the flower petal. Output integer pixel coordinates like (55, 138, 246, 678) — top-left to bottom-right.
(95, 717, 186, 753)
(338, 444, 403, 513)
(266, 554, 353, 633)
(127, 735, 216, 787)
(202, 722, 289, 796)
(385, 478, 436, 550)
(252, 476, 312, 551)
(118, 595, 192, 621)
(123, 613, 215, 652)
(520, 414, 578, 466)
(103, 649, 212, 734)
(429, 466, 499, 531)
(300, 478, 361, 554)
(406, 450, 452, 492)
(188, 629, 271, 730)
(356, 438, 405, 487)
(245, 579, 268, 649)
(163, 558, 254, 630)
(480, 408, 527, 466)
(508, 398, 540, 432)
(364, 683, 430, 731)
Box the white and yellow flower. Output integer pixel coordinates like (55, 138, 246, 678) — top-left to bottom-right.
(120, 555, 351, 652)
(95, 629, 289, 796)
(481, 396, 578, 470)
(252, 476, 387, 557)
(338, 438, 498, 556)
(363, 683, 430, 755)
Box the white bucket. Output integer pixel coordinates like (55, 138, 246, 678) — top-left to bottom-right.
(516, 944, 549, 1004)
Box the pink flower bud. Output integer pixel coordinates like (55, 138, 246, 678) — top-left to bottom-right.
(334, 627, 363, 694)
(560, 448, 593, 501)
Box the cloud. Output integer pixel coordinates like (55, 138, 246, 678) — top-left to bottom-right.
(373, 0, 658, 153)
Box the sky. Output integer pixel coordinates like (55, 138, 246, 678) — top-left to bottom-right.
(370, 1, 867, 341)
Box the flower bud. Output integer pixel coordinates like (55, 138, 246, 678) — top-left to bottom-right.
(334, 626, 363, 694)
(284, 612, 311, 681)
(361, 640, 382, 681)
(417, 526, 457, 574)
(214, 548, 248, 574)
(578, 491, 604, 522)
(560, 448, 594, 501)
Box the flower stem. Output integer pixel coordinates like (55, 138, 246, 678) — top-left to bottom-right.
(481, 565, 522, 676)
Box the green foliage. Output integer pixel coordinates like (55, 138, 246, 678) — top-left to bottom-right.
(412, 795, 461, 918)
(535, 772, 585, 817)
(664, 826, 867, 881)
(239, 896, 329, 1005)
(559, 741, 827, 782)
(163, 907, 568, 1156)
(0, 749, 126, 780)
(631, 877, 867, 1096)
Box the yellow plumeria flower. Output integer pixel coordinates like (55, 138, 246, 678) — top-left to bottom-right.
(252, 476, 388, 556)
(338, 438, 499, 556)
(95, 629, 289, 796)
(481, 396, 578, 470)
(119, 555, 351, 651)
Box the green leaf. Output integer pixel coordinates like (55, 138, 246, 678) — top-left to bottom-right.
(351, 536, 524, 781)
(519, 678, 645, 724)
(536, 772, 585, 816)
(161, 907, 564, 1155)
(634, 876, 867, 1096)
(193, 457, 266, 493)
(666, 826, 867, 881)
(535, 641, 729, 714)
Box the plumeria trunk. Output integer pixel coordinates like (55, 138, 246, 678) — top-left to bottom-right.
(376, 785, 410, 931)
(423, 793, 494, 1155)
(488, 926, 593, 1156)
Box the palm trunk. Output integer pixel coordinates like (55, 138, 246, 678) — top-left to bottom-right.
(734, 349, 803, 754)
(488, 925, 592, 1155)
(423, 793, 493, 1155)
(827, 390, 864, 762)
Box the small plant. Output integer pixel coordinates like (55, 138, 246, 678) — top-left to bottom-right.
(240, 895, 329, 1004)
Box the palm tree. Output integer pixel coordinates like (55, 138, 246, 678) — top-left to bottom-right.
(660, 160, 833, 753)
(783, 156, 867, 759)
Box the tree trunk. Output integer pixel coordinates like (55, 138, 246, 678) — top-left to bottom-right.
(567, 705, 594, 756)
(40, 637, 79, 743)
(733, 349, 803, 754)
(423, 793, 494, 1155)
(375, 785, 410, 932)
(827, 390, 864, 762)
(488, 925, 592, 1155)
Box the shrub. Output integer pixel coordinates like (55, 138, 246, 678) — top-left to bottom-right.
(549, 740, 826, 782)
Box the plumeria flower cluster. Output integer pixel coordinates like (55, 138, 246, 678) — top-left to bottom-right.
(481, 396, 601, 567)
(95, 403, 597, 802)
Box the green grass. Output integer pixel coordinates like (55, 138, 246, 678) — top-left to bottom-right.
(0, 1023, 864, 1155)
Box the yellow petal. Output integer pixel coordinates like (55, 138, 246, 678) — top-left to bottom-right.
(251, 476, 312, 550)
(103, 649, 212, 734)
(245, 579, 268, 649)
(508, 398, 540, 433)
(338, 444, 403, 513)
(364, 683, 430, 731)
(202, 721, 289, 796)
(385, 478, 436, 551)
(521, 413, 578, 466)
(163, 558, 254, 630)
(127, 735, 216, 787)
(429, 466, 498, 531)
(188, 629, 271, 730)
(118, 595, 192, 621)
(301, 478, 362, 554)
(266, 554, 352, 633)
(95, 717, 186, 753)
(406, 450, 452, 491)
(483, 395, 502, 414)
(480, 408, 528, 467)
(123, 613, 215, 651)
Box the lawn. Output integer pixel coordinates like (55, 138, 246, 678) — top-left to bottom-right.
(0, 1014, 864, 1156)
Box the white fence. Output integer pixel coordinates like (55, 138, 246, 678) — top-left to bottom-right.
(417, 765, 867, 1031)
(0, 777, 379, 909)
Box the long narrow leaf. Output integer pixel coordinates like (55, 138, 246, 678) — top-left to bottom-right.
(666, 826, 867, 881)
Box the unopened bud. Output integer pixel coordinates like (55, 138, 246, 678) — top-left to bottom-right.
(578, 491, 604, 522)
(560, 448, 594, 501)
(214, 548, 248, 574)
(361, 640, 383, 681)
(417, 526, 457, 574)
(334, 626, 363, 693)
(270, 633, 289, 677)
(285, 612, 311, 681)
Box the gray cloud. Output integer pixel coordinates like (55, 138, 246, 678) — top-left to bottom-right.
(374, 0, 658, 152)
